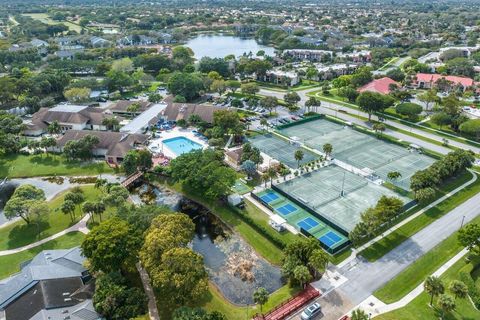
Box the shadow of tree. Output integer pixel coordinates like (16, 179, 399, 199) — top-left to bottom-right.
(7, 220, 51, 249)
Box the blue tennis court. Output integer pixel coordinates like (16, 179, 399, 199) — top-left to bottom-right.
(276, 203, 298, 216)
(260, 192, 279, 203)
(297, 217, 320, 231)
(319, 231, 343, 248)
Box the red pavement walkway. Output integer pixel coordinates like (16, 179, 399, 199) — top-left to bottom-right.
(253, 285, 320, 320)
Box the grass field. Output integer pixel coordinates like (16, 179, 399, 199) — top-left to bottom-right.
(0, 185, 102, 251)
(375, 257, 480, 320)
(23, 13, 83, 33)
(0, 154, 114, 178)
(0, 231, 85, 279)
(197, 283, 301, 319)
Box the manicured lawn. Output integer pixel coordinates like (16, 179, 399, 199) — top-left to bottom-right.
(360, 171, 477, 262)
(0, 154, 114, 178)
(23, 13, 83, 33)
(375, 257, 480, 320)
(198, 283, 301, 319)
(0, 231, 85, 279)
(374, 211, 480, 304)
(0, 185, 102, 251)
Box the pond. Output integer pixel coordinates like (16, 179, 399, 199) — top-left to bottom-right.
(180, 199, 285, 305)
(185, 34, 276, 59)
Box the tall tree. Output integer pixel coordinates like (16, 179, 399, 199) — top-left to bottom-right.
(294, 149, 304, 168)
(438, 294, 456, 319)
(82, 217, 141, 272)
(424, 276, 444, 306)
(253, 287, 269, 312)
(448, 280, 468, 300)
(4, 184, 46, 224)
(322, 143, 333, 158)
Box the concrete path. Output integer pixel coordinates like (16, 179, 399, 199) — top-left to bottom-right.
(0, 214, 90, 256)
(354, 248, 469, 318)
(137, 263, 161, 320)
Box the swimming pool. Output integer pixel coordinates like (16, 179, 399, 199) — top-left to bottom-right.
(162, 136, 203, 156)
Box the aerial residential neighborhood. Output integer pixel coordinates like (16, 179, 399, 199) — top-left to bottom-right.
(1, 1, 480, 320)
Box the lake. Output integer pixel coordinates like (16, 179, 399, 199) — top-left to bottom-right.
(186, 34, 276, 59)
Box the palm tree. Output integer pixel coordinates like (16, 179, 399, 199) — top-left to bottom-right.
(438, 294, 455, 319)
(294, 149, 304, 168)
(261, 172, 270, 188)
(424, 276, 444, 306)
(260, 118, 268, 131)
(308, 249, 329, 279)
(266, 166, 277, 185)
(61, 200, 76, 222)
(253, 287, 269, 312)
(47, 121, 61, 135)
(351, 309, 369, 320)
(322, 143, 333, 158)
(387, 171, 402, 182)
(448, 280, 468, 300)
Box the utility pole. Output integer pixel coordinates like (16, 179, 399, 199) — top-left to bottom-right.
(460, 215, 466, 228)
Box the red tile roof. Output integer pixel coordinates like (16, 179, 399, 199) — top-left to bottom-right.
(358, 77, 399, 95)
(415, 73, 474, 88)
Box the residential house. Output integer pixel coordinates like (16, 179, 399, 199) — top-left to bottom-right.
(55, 45, 85, 60)
(55, 130, 148, 164)
(0, 247, 101, 320)
(315, 63, 359, 81)
(23, 104, 121, 136)
(117, 35, 156, 46)
(283, 49, 333, 62)
(358, 77, 400, 95)
(258, 70, 300, 86)
(225, 146, 244, 170)
(412, 73, 475, 92)
(161, 102, 217, 124)
(90, 36, 111, 48)
(108, 100, 153, 116)
(336, 50, 371, 63)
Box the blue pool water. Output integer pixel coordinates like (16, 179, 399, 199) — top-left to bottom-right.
(163, 136, 202, 156)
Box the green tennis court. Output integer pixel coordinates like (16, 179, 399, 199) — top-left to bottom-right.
(276, 165, 410, 232)
(255, 189, 349, 252)
(278, 118, 435, 190)
(249, 133, 318, 169)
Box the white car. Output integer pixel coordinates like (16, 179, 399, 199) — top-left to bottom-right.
(300, 302, 322, 320)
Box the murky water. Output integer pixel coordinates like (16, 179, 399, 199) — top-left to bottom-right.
(181, 200, 285, 305)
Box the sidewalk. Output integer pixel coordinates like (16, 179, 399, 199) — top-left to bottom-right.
(350, 248, 469, 318)
(338, 170, 477, 268)
(0, 214, 90, 256)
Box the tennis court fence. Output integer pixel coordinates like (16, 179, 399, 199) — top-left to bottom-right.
(272, 184, 350, 236)
(299, 227, 350, 254)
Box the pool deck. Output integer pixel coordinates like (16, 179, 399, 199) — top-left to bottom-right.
(147, 127, 208, 158)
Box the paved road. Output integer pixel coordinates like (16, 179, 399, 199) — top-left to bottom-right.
(373, 57, 412, 76)
(287, 179, 480, 320)
(258, 87, 480, 154)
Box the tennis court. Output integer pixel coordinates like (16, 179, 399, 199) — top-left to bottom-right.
(249, 133, 318, 169)
(255, 189, 349, 252)
(276, 165, 410, 232)
(278, 118, 435, 190)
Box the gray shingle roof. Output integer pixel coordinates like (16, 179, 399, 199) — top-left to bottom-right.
(0, 248, 86, 310)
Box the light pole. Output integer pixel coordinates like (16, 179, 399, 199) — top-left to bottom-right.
(461, 215, 466, 228)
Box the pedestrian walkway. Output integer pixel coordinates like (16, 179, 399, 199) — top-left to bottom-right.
(137, 262, 161, 320)
(254, 285, 320, 320)
(337, 169, 477, 268)
(0, 214, 90, 256)
(349, 248, 469, 318)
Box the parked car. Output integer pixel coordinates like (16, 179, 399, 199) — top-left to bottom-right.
(300, 303, 322, 320)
